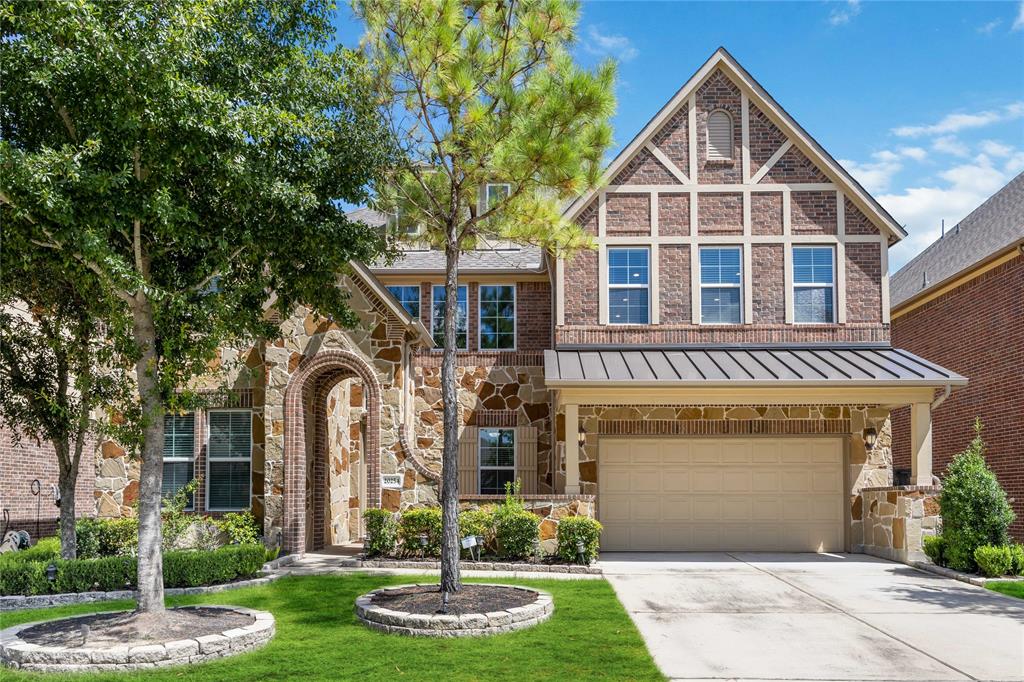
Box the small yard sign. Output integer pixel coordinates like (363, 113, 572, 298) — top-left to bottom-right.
(380, 474, 403, 489)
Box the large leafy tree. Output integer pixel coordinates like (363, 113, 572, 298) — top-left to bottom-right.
(1, 0, 394, 617)
(356, 0, 615, 592)
(0, 254, 134, 560)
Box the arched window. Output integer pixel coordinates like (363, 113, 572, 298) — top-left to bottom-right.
(707, 110, 733, 160)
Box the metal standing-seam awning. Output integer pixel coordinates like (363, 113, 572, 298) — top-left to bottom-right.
(544, 344, 966, 388)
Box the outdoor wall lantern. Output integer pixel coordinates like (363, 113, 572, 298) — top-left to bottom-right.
(863, 427, 878, 450)
(577, 426, 586, 448)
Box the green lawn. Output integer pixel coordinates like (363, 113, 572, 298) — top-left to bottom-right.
(1, 574, 663, 681)
(987, 580, 1024, 600)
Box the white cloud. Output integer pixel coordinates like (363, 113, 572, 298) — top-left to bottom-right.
(882, 153, 1024, 270)
(892, 102, 1024, 137)
(932, 136, 970, 157)
(980, 139, 1013, 157)
(1014, 1, 1024, 31)
(828, 0, 861, 26)
(898, 146, 928, 161)
(977, 19, 1002, 34)
(840, 147, 928, 193)
(583, 26, 638, 62)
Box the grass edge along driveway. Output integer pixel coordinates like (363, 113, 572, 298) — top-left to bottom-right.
(987, 580, 1024, 600)
(1, 573, 664, 681)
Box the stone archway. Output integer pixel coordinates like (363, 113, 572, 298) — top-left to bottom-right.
(283, 350, 381, 555)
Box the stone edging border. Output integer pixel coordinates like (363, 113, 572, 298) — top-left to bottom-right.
(358, 559, 600, 574)
(355, 583, 552, 637)
(912, 560, 1018, 587)
(1, 573, 284, 613)
(0, 605, 275, 673)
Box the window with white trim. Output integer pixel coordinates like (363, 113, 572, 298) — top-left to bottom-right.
(387, 285, 420, 319)
(206, 410, 252, 511)
(792, 246, 836, 323)
(700, 246, 743, 324)
(707, 110, 733, 160)
(431, 285, 468, 349)
(479, 428, 515, 495)
(479, 285, 515, 350)
(484, 183, 511, 210)
(163, 413, 195, 510)
(607, 247, 650, 324)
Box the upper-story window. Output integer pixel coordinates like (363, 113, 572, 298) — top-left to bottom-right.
(792, 246, 836, 323)
(607, 247, 650, 325)
(431, 284, 468, 349)
(707, 110, 733, 161)
(163, 413, 195, 510)
(479, 428, 515, 495)
(206, 410, 252, 512)
(700, 246, 742, 324)
(479, 284, 516, 351)
(485, 183, 511, 210)
(387, 285, 420, 318)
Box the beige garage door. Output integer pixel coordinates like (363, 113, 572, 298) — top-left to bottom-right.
(598, 437, 844, 552)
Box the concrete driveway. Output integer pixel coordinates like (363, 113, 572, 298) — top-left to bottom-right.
(602, 552, 1023, 681)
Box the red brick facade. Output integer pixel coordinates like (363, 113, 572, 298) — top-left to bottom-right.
(0, 426, 95, 539)
(891, 255, 1024, 539)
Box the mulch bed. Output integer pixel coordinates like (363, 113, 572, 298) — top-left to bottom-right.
(371, 584, 537, 616)
(18, 607, 254, 648)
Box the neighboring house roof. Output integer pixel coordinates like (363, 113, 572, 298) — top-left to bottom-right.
(561, 47, 907, 241)
(544, 345, 966, 388)
(891, 172, 1024, 310)
(347, 207, 547, 275)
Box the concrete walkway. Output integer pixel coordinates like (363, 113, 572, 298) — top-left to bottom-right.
(602, 552, 1023, 681)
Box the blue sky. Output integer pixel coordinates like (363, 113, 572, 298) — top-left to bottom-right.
(333, 1, 1024, 271)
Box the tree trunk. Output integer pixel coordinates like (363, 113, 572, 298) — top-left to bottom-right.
(57, 450, 78, 560)
(439, 234, 462, 593)
(131, 297, 166, 614)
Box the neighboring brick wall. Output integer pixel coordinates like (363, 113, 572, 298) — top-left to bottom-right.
(891, 255, 1024, 539)
(0, 426, 95, 540)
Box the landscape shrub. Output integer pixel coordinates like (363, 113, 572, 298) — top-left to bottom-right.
(364, 509, 398, 557)
(397, 507, 443, 556)
(217, 509, 261, 545)
(938, 421, 1015, 572)
(556, 517, 603, 564)
(922, 535, 945, 566)
(493, 481, 539, 559)
(0, 537, 60, 565)
(973, 545, 1012, 578)
(0, 544, 266, 596)
(1009, 544, 1024, 576)
(75, 517, 138, 559)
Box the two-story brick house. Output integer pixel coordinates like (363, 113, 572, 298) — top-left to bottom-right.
(3, 48, 963, 561)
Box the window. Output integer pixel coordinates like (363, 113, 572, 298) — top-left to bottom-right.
(163, 413, 195, 510)
(431, 285, 468, 349)
(479, 285, 516, 350)
(387, 285, 420, 318)
(700, 246, 742, 324)
(793, 246, 836, 323)
(206, 410, 252, 511)
(484, 183, 511, 209)
(707, 110, 733, 160)
(607, 247, 650, 324)
(479, 428, 515, 495)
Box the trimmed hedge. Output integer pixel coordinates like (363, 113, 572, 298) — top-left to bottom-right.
(922, 535, 945, 566)
(75, 517, 139, 559)
(0, 544, 267, 596)
(397, 507, 443, 556)
(556, 517, 603, 564)
(364, 509, 398, 557)
(974, 545, 1012, 578)
(494, 510, 539, 560)
(0, 537, 60, 565)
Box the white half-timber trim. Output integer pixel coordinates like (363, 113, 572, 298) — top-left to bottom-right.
(880, 236, 891, 324)
(749, 139, 794, 184)
(836, 190, 847, 324)
(646, 143, 690, 184)
(741, 92, 751, 182)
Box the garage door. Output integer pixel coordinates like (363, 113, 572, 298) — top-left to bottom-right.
(598, 437, 844, 552)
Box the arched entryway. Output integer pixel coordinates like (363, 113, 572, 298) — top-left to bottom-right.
(283, 350, 381, 554)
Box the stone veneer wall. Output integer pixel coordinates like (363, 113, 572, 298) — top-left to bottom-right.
(856, 485, 941, 563)
(412, 353, 553, 493)
(556, 404, 893, 541)
(458, 495, 595, 555)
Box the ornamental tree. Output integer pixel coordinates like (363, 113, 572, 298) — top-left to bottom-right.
(1, 0, 394, 617)
(356, 0, 615, 592)
(0, 253, 135, 560)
